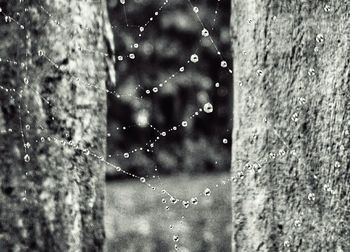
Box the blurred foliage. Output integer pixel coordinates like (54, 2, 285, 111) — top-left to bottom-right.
(105, 174, 231, 251)
(106, 0, 232, 178)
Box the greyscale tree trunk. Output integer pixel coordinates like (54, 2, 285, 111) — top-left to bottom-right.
(0, 0, 115, 251)
(231, 1, 350, 251)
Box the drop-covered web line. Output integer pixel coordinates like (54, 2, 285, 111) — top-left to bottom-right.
(0, 0, 342, 250)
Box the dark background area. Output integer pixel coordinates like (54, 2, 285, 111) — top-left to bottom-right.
(106, 0, 232, 179)
(105, 2, 233, 250)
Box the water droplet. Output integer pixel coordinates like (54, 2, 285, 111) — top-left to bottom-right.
(256, 69, 263, 76)
(201, 28, 209, 37)
(291, 113, 299, 122)
(38, 50, 44, 56)
(24, 154, 30, 162)
(223, 138, 228, 144)
(193, 6, 199, 13)
(124, 153, 129, 159)
(190, 54, 199, 63)
(324, 5, 331, 12)
(203, 102, 213, 113)
(191, 197, 198, 205)
(140, 177, 146, 183)
(173, 235, 179, 242)
(25, 124, 30, 130)
(182, 200, 190, 208)
(316, 34, 324, 43)
(236, 171, 243, 180)
(254, 163, 262, 172)
(308, 68, 315, 76)
(204, 188, 211, 196)
(220, 61, 227, 68)
(170, 197, 177, 204)
(307, 192, 315, 201)
(335, 161, 341, 168)
(181, 121, 188, 127)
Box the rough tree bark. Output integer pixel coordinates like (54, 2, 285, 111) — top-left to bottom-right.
(0, 0, 115, 251)
(231, 1, 350, 251)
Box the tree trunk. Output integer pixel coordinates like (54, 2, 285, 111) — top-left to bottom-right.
(0, 0, 114, 251)
(231, 1, 350, 251)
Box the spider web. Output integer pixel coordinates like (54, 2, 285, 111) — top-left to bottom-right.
(1, 0, 342, 251)
(0, 0, 233, 250)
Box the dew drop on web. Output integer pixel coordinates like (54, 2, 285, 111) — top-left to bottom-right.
(201, 28, 209, 37)
(24, 154, 30, 163)
(203, 102, 213, 113)
(190, 54, 199, 63)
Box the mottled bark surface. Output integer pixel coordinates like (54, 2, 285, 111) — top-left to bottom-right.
(231, 1, 350, 251)
(0, 0, 114, 251)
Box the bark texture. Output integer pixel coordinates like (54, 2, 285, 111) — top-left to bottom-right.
(0, 0, 114, 251)
(231, 1, 350, 251)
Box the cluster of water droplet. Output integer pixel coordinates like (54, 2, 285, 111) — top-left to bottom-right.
(0, 1, 235, 249)
(2, 1, 341, 250)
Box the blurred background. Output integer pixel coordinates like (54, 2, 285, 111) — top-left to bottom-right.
(104, 0, 232, 251)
